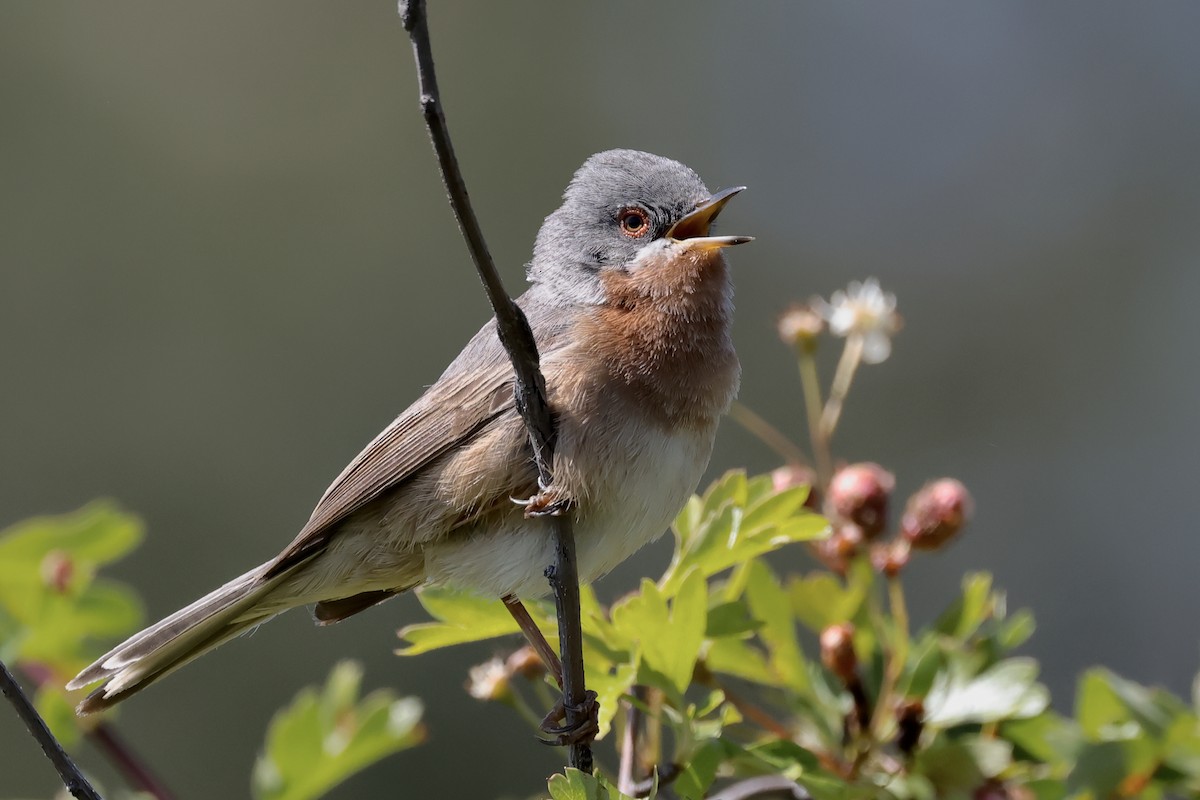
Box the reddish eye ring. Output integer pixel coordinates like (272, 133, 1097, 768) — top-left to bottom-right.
(618, 207, 651, 238)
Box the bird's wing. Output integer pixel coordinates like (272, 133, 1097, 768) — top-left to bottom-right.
(266, 306, 567, 577)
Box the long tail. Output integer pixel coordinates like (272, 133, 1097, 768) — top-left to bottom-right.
(68, 561, 290, 713)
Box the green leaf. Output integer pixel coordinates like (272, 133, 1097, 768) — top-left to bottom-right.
(0, 501, 143, 568)
(924, 657, 1049, 727)
(1066, 738, 1157, 796)
(35, 684, 81, 748)
(673, 738, 728, 800)
(611, 571, 706, 694)
(705, 599, 762, 639)
(252, 661, 424, 800)
(996, 608, 1036, 651)
(1002, 712, 1082, 766)
(933, 572, 995, 640)
(788, 567, 870, 634)
(744, 560, 808, 691)
(396, 587, 545, 655)
(662, 471, 827, 594)
(704, 637, 775, 686)
(913, 736, 1012, 793)
(547, 768, 637, 800)
(588, 661, 638, 741)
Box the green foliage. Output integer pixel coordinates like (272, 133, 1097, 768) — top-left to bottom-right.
(0, 506, 426, 799)
(252, 661, 425, 800)
(406, 469, 1200, 799)
(0, 502, 145, 745)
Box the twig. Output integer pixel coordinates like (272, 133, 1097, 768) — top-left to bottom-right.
(397, 0, 592, 771)
(0, 658, 102, 800)
(89, 723, 175, 800)
(727, 402, 810, 467)
(708, 775, 811, 800)
(617, 696, 641, 795)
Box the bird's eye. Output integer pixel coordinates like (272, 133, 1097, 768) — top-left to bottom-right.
(618, 208, 651, 238)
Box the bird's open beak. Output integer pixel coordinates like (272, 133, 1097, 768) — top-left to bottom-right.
(668, 186, 753, 250)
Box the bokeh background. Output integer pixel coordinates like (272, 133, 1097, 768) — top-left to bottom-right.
(3, 2, 1199, 797)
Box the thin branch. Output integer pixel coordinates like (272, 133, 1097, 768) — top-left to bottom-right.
(0, 658, 102, 800)
(89, 723, 175, 800)
(397, 0, 593, 771)
(727, 402, 810, 467)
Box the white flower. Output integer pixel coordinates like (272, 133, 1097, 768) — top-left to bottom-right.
(466, 657, 510, 701)
(820, 278, 901, 364)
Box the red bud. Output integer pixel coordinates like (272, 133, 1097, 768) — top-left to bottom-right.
(901, 478, 972, 551)
(827, 463, 895, 539)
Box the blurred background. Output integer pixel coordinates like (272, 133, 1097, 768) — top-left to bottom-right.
(3, 2, 1199, 797)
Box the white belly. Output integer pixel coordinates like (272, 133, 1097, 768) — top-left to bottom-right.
(423, 422, 715, 598)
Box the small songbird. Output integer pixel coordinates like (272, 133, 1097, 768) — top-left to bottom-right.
(69, 149, 750, 717)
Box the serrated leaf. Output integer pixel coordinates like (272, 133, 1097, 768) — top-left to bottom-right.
(704, 637, 776, 686)
(662, 471, 827, 594)
(253, 661, 424, 800)
(396, 587, 549, 655)
(547, 768, 637, 800)
(611, 571, 706, 694)
(744, 560, 808, 691)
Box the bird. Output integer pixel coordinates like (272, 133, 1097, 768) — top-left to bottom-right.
(68, 149, 750, 723)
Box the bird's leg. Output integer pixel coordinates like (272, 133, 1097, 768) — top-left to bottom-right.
(502, 595, 562, 687)
(501, 595, 599, 746)
(511, 477, 573, 518)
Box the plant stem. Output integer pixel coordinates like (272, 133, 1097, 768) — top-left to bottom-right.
(819, 333, 865, 448)
(797, 348, 831, 487)
(88, 724, 175, 800)
(398, 0, 592, 771)
(870, 576, 911, 739)
(727, 401, 810, 467)
(0, 659, 102, 800)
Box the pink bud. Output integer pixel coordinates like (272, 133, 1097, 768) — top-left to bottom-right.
(870, 538, 911, 578)
(827, 463, 895, 539)
(901, 478, 973, 551)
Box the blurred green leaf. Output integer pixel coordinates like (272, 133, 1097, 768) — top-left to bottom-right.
(1002, 711, 1082, 766)
(788, 565, 870, 634)
(705, 599, 762, 639)
(34, 683, 81, 748)
(252, 661, 424, 800)
(0, 502, 143, 570)
(933, 572, 994, 640)
(704, 637, 775, 686)
(1066, 738, 1157, 796)
(673, 738, 729, 800)
(925, 657, 1048, 727)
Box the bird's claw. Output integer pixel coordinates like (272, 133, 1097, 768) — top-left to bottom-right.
(513, 484, 572, 518)
(538, 690, 599, 746)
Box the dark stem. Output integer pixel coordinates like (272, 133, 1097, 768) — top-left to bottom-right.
(0, 658, 102, 800)
(89, 723, 176, 800)
(397, 0, 592, 771)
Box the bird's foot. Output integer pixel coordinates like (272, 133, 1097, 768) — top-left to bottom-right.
(538, 690, 599, 746)
(512, 480, 572, 518)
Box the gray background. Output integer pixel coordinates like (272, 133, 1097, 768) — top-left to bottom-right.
(3, 2, 1198, 797)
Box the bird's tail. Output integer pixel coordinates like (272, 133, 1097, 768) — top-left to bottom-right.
(68, 561, 290, 714)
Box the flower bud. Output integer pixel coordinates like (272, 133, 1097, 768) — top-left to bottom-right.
(40, 550, 74, 594)
(820, 623, 858, 683)
(870, 538, 911, 578)
(505, 646, 546, 680)
(777, 304, 825, 352)
(466, 658, 511, 702)
(810, 536, 849, 575)
(827, 463, 894, 539)
(901, 478, 972, 551)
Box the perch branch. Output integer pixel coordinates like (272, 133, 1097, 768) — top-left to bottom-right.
(398, 0, 593, 771)
(0, 658, 102, 800)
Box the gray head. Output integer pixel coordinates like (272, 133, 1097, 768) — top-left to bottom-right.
(528, 149, 750, 304)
